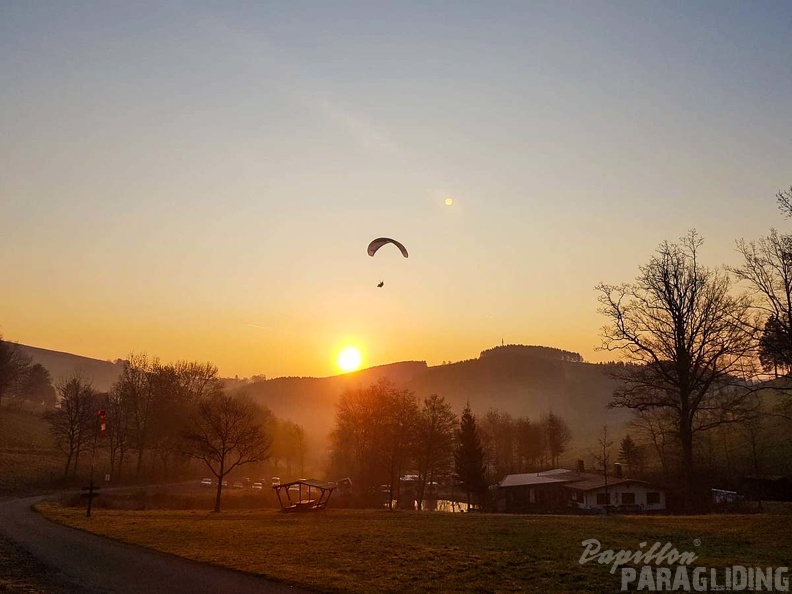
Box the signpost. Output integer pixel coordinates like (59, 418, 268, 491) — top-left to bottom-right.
(82, 480, 100, 517)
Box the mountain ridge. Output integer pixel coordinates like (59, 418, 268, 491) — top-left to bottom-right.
(11, 341, 630, 456)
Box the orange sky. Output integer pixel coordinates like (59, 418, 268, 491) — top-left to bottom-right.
(2, 3, 790, 378)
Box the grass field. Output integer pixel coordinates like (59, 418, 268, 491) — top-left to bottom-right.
(37, 504, 792, 593)
(0, 408, 64, 498)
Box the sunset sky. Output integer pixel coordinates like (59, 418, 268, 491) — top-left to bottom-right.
(2, 1, 791, 378)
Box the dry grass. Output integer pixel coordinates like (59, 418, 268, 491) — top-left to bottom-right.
(37, 504, 792, 593)
(0, 408, 64, 498)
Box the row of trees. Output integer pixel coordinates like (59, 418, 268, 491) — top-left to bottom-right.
(328, 379, 574, 508)
(479, 344, 584, 362)
(42, 354, 279, 512)
(596, 186, 792, 507)
(478, 409, 572, 482)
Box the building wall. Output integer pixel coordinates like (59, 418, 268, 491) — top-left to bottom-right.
(500, 484, 570, 513)
(572, 483, 665, 511)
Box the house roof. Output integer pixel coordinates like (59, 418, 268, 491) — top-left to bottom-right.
(499, 469, 656, 492)
(498, 469, 599, 488)
(564, 477, 649, 491)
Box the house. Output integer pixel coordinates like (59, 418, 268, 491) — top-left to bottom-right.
(565, 474, 666, 513)
(497, 469, 579, 512)
(497, 465, 666, 513)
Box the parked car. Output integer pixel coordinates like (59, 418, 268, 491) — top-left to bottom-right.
(233, 481, 244, 489)
(221, 480, 228, 487)
(271, 477, 281, 486)
(251, 482, 263, 491)
(200, 478, 212, 487)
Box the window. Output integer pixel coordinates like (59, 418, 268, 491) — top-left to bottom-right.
(621, 492, 635, 505)
(596, 492, 610, 505)
(647, 492, 660, 505)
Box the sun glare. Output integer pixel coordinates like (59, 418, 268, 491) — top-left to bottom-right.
(337, 346, 362, 373)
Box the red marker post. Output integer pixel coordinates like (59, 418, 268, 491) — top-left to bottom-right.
(96, 409, 107, 437)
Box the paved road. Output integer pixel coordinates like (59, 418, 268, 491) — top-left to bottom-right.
(0, 495, 311, 594)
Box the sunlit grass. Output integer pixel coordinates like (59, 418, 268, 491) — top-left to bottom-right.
(37, 505, 792, 593)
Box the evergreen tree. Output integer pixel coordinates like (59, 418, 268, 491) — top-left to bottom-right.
(454, 404, 487, 510)
(618, 434, 644, 476)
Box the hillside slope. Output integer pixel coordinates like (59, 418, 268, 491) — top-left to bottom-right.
(242, 351, 629, 455)
(14, 343, 123, 392)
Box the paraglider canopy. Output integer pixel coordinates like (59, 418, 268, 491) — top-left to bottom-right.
(367, 237, 409, 258)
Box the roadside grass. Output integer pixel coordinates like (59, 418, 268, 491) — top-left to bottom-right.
(37, 504, 792, 593)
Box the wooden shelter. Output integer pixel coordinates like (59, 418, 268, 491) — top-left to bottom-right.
(273, 479, 336, 512)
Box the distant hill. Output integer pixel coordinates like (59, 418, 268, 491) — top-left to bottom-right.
(11, 341, 631, 456)
(239, 361, 428, 440)
(12, 343, 124, 392)
(241, 347, 630, 456)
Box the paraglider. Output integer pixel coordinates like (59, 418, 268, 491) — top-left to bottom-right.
(368, 238, 407, 288)
(367, 237, 409, 258)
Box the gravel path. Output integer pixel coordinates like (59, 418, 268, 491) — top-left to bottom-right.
(0, 495, 312, 594)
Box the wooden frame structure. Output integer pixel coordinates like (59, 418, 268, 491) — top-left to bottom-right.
(273, 479, 335, 512)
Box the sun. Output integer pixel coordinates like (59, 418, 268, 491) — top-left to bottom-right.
(336, 346, 363, 373)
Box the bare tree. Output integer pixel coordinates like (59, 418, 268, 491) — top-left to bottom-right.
(481, 409, 517, 481)
(542, 411, 572, 467)
(175, 361, 223, 403)
(775, 186, 792, 218)
(270, 419, 308, 477)
(414, 394, 457, 509)
(45, 375, 99, 477)
(730, 229, 792, 377)
(630, 409, 678, 481)
(515, 416, 544, 472)
(592, 425, 613, 514)
(380, 388, 418, 510)
(183, 393, 271, 512)
(106, 383, 130, 479)
(330, 379, 401, 500)
(112, 353, 157, 477)
(597, 231, 756, 506)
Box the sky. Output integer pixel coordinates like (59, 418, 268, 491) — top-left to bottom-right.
(1, 1, 791, 379)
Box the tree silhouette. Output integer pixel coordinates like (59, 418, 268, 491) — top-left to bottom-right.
(414, 394, 456, 509)
(598, 231, 756, 508)
(0, 337, 33, 410)
(454, 404, 487, 510)
(45, 375, 99, 477)
(731, 229, 792, 375)
(183, 393, 271, 512)
(618, 434, 644, 477)
(775, 186, 792, 218)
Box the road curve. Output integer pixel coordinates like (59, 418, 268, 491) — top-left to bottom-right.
(0, 495, 312, 594)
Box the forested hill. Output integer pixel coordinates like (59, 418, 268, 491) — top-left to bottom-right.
(237, 361, 429, 441)
(14, 341, 631, 452)
(241, 347, 630, 452)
